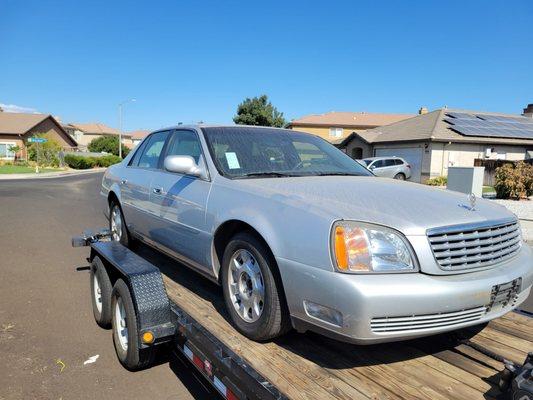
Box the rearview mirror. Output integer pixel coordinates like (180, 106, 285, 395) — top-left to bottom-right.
(164, 155, 202, 177)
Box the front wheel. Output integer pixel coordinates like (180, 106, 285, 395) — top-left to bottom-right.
(109, 201, 130, 247)
(221, 232, 290, 341)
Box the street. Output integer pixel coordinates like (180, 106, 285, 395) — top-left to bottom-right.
(0, 173, 217, 400)
(1, 172, 532, 400)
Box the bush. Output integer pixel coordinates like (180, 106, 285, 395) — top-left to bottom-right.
(426, 176, 448, 186)
(494, 162, 533, 199)
(64, 154, 96, 169)
(27, 134, 62, 167)
(88, 135, 130, 158)
(64, 154, 122, 169)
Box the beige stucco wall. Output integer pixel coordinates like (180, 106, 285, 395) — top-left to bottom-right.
(291, 125, 367, 142)
(429, 142, 529, 178)
(27, 118, 76, 149)
(343, 136, 373, 158)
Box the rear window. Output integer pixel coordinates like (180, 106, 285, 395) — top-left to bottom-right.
(394, 159, 404, 165)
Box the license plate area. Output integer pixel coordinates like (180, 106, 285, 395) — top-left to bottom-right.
(487, 278, 522, 312)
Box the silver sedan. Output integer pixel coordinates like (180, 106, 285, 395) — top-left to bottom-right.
(101, 125, 533, 344)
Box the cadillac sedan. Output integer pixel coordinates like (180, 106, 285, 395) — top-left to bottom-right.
(101, 125, 533, 343)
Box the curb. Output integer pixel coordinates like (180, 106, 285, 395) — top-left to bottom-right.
(0, 168, 107, 180)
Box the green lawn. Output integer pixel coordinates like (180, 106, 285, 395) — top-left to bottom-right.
(0, 165, 61, 174)
(483, 186, 496, 194)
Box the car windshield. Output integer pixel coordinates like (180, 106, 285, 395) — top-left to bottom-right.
(362, 159, 372, 166)
(202, 127, 373, 178)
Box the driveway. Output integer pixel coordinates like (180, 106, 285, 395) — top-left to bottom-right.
(0, 173, 531, 399)
(0, 173, 217, 400)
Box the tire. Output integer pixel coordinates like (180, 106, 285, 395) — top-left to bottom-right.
(394, 173, 406, 180)
(90, 256, 112, 328)
(109, 201, 130, 247)
(221, 232, 291, 341)
(111, 279, 154, 370)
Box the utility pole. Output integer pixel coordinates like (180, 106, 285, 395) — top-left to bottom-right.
(118, 99, 136, 158)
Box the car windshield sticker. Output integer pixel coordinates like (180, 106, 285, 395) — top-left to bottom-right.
(225, 152, 241, 169)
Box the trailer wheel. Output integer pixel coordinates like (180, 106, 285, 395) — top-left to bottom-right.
(111, 279, 154, 370)
(90, 256, 112, 328)
(221, 232, 290, 341)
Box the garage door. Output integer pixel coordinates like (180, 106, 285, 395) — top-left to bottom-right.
(375, 147, 424, 182)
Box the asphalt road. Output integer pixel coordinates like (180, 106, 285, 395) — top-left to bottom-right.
(1, 172, 532, 400)
(0, 173, 217, 400)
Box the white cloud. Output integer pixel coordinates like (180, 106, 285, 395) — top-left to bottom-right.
(0, 103, 39, 114)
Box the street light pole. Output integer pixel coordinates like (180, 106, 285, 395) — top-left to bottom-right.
(118, 99, 136, 158)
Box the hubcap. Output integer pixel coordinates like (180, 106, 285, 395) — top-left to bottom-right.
(110, 206, 122, 241)
(227, 249, 265, 323)
(115, 297, 128, 351)
(93, 274, 102, 313)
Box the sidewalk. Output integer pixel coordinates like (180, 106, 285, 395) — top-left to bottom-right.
(0, 167, 106, 180)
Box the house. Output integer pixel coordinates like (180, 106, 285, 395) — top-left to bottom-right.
(65, 122, 133, 150)
(287, 111, 414, 154)
(130, 130, 150, 147)
(0, 112, 77, 160)
(337, 104, 533, 183)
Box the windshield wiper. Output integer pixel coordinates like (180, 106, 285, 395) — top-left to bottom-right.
(314, 172, 362, 176)
(240, 172, 296, 178)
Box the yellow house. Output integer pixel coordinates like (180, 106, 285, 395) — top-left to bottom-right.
(287, 111, 414, 146)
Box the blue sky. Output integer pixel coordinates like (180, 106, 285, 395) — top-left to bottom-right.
(1, 0, 532, 131)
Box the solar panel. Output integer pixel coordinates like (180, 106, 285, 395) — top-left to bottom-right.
(445, 112, 533, 139)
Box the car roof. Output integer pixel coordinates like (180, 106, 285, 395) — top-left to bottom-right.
(150, 124, 297, 134)
(363, 156, 402, 161)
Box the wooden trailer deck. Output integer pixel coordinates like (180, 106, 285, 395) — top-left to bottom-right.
(139, 245, 532, 400)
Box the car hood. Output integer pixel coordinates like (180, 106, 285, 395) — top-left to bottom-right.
(232, 176, 514, 236)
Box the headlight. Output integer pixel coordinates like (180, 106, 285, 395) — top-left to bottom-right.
(331, 221, 418, 273)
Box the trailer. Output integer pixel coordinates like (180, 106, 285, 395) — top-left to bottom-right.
(73, 230, 533, 400)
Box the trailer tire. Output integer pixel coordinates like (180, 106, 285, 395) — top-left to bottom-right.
(111, 279, 154, 370)
(221, 232, 290, 341)
(90, 256, 112, 328)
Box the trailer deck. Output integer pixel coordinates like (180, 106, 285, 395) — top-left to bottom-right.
(152, 248, 532, 400)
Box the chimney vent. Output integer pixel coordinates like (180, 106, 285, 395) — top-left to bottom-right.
(419, 107, 428, 115)
(523, 104, 533, 118)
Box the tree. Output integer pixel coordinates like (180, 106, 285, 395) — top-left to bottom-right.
(26, 134, 62, 167)
(88, 135, 130, 158)
(8, 145, 21, 160)
(233, 95, 286, 127)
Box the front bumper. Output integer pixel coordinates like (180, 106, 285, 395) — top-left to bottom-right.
(277, 244, 533, 344)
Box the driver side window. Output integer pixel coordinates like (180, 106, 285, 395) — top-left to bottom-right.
(136, 131, 169, 169)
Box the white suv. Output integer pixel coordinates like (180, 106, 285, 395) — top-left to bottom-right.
(362, 157, 412, 180)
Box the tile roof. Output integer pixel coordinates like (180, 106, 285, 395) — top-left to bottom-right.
(69, 122, 130, 137)
(0, 112, 50, 135)
(357, 108, 533, 146)
(288, 111, 414, 128)
(130, 130, 150, 140)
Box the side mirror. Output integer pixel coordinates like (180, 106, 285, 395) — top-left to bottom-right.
(369, 165, 376, 170)
(164, 155, 202, 177)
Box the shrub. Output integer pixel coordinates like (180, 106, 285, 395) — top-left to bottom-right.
(64, 154, 96, 169)
(27, 134, 62, 167)
(494, 162, 533, 199)
(88, 135, 130, 158)
(426, 176, 448, 186)
(96, 154, 122, 167)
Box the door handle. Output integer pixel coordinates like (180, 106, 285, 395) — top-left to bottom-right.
(153, 187, 163, 194)
(120, 179, 127, 185)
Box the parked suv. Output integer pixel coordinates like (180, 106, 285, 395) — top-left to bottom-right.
(101, 125, 532, 344)
(362, 156, 411, 180)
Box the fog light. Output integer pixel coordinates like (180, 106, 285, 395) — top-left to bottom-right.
(142, 331, 154, 344)
(303, 301, 343, 327)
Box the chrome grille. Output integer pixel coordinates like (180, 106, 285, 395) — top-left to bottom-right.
(371, 306, 486, 333)
(427, 219, 521, 271)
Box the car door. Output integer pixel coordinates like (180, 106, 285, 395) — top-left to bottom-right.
(369, 159, 385, 176)
(146, 129, 213, 273)
(120, 130, 171, 236)
(381, 159, 398, 178)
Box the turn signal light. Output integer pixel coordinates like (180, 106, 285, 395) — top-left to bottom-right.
(142, 331, 155, 344)
(334, 226, 348, 270)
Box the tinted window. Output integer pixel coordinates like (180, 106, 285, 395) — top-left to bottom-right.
(394, 159, 404, 165)
(202, 127, 372, 178)
(166, 130, 202, 164)
(383, 159, 396, 167)
(372, 160, 385, 168)
(137, 131, 168, 169)
(362, 159, 372, 166)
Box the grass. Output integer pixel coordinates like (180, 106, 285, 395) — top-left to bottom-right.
(483, 185, 496, 194)
(0, 165, 61, 174)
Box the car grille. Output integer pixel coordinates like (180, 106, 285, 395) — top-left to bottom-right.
(370, 306, 487, 333)
(427, 219, 521, 271)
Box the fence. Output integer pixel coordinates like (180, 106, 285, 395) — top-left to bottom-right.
(474, 158, 533, 186)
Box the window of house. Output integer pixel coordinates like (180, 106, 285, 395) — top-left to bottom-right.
(329, 127, 343, 138)
(0, 142, 17, 159)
